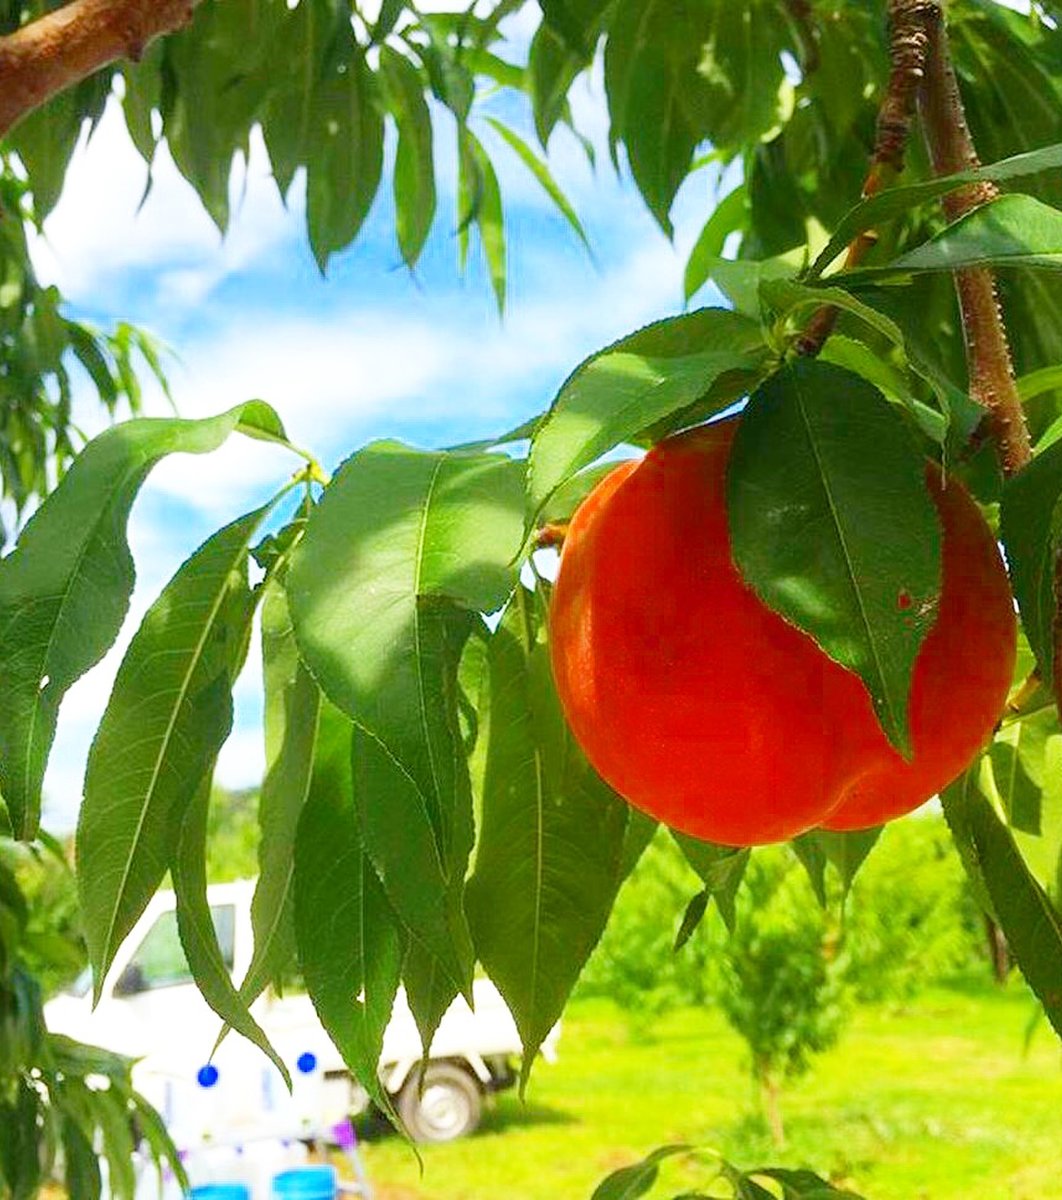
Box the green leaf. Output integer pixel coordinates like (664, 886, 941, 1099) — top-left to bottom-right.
(844, 195, 1062, 283)
(727, 361, 942, 754)
(288, 443, 525, 1004)
(0, 401, 283, 839)
(591, 1145, 691, 1200)
(240, 581, 322, 1006)
(1001, 438, 1062, 677)
(673, 889, 710, 951)
(684, 185, 748, 302)
(672, 833, 749, 933)
(940, 763, 1000, 922)
(467, 587, 629, 1088)
(816, 827, 882, 898)
(810, 142, 1062, 278)
(294, 697, 404, 1115)
(753, 1167, 863, 1199)
(459, 128, 507, 311)
(790, 833, 828, 908)
(379, 47, 437, 269)
(172, 776, 290, 1084)
(528, 308, 768, 517)
(947, 781, 1062, 1040)
(8, 92, 83, 219)
(988, 709, 1056, 835)
(306, 36, 385, 272)
(77, 502, 272, 997)
(485, 117, 590, 253)
(528, 18, 590, 146)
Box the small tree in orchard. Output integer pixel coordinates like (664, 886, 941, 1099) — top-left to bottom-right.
(717, 852, 847, 1148)
(3, 1, 1062, 1197)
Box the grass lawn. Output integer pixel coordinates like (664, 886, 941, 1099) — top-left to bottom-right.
(355, 983, 1062, 1200)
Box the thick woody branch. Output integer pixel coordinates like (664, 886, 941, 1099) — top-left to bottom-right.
(916, 4, 1032, 476)
(796, 0, 935, 356)
(0, 0, 200, 140)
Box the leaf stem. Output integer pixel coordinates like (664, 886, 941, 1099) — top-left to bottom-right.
(916, 3, 1032, 476)
(0, 0, 202, 138)
(796, 0, 935, 357)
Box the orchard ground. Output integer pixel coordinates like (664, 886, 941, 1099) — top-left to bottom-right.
(355, 984, 1062, 1200)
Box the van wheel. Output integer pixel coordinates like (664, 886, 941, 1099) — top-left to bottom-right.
(398, 1063, 483, 1143)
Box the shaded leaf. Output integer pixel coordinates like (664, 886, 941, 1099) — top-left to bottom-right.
(728, 361, 942, 754)
(467, 587, 629, 1087)
(379, 47, 437, 269)
(294, 697, 404, 1114)
(78, 503, 272, 996)
(0, 401, 283, 839)
(673, 833, 749, 933)
(591, 1144, 691, 1200)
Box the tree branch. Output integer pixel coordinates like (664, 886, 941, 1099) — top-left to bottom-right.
(0, 0, 200, 140)
(916, 3, 1032, 476)
(796, 0, 935, 356)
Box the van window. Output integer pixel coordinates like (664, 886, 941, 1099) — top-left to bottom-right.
(118, 905, 235, 993)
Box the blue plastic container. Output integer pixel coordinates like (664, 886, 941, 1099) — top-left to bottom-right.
(272, 1165, 337, 1199)
(190, 1186, 251, 1200)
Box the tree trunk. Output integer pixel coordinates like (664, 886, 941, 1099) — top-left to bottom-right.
(760, 1071, 785, 1147)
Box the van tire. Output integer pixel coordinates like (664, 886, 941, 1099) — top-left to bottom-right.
(397, 1063, 483, 1143)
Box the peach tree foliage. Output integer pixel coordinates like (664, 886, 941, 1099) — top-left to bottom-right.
(3, 1, 1062, 1195)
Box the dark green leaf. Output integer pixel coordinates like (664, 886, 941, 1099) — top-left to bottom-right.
(728, 361, 942, 754)
(529, 308, 768, 517)
(467, 587, 629, 1087)
(241, 581, 322, 1006)
(173, 776, 289, 1083)
(0, 401, 283, 839)
(672, 833, 749, 933)
(791, 833, 828, 908)
(294, 698, 404, 1114)
(946, 781, 1062, 1040)
(9, 92, 83, 219)
(379, 47, 436, 269)
(674, 889, 710, 951)
(816, 827, 882, 897)
(288, 443, 525, 1004)
(591, 1145, 691, 1200)
(459, 128, 507, 311)
(754, 1167, 863, 1199)
(1001, 438, 1062, 677)
(78, 503, 272, 996)
(307, 38, 385, 272)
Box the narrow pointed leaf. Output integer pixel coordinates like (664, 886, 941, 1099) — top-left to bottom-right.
(947, 781, 1062, 1040)
(77, 503, 272, 996)
(988, 709, 1056, 835)
(728, 361, 942, 754)
(529, 309, 768, 518)
(294, 699, 404, 1114)
(241, 581, 322, 1006)
(0, 401, 284, 839)
(1001, 437, 1062, 677)
(485, 117, 590, 252)
(173, 777, 290, 1085)
(379, 47, 437, 269)
(288, 442, 525, 1006)
(810, 142, 1062, 277)
(673, 833, 749, 932)
(467, 587, 629, 1087)
(591, 1144, 691, 1200)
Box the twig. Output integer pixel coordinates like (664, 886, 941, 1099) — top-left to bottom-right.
(796, 0, 935, 356)
(0, 0, 201, 139)
(916, 4, 1032, 476)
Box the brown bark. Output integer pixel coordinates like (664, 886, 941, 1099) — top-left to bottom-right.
(0, 0, 201, 139)
(916, 4, 1032, 476)
(761, 1071, 786, 1147)
(796, 0, 935, 356)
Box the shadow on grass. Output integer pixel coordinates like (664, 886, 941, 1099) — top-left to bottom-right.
(355, 1096, 575, 1144)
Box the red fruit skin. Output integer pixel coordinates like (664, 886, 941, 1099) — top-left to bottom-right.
(548, 419, 1016, 846)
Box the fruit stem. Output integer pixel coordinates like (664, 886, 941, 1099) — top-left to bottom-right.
(796, 0, 934, 357)
(915, 4, 1032, 478)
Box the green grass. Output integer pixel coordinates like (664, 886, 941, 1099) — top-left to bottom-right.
(354, 983, 1062, 1200)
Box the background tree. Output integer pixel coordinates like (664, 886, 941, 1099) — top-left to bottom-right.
(3, 3, 1062, 1197)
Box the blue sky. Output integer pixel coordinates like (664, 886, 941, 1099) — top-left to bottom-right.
(31, 38, 728, 831)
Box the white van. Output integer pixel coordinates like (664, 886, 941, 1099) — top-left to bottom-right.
(44, 880, 557, 1147)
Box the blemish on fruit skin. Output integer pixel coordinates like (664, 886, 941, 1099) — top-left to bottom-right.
(897, 590, 912, 611)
